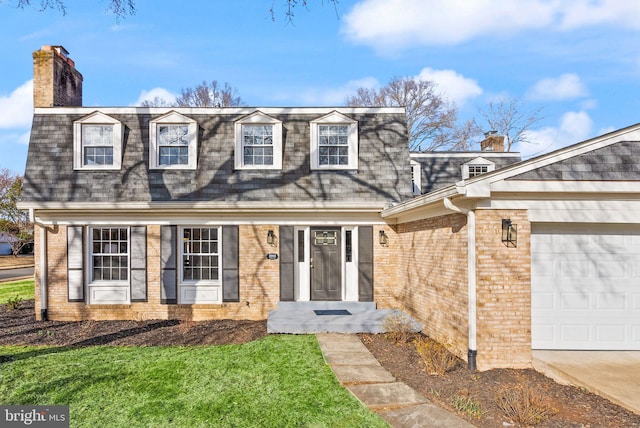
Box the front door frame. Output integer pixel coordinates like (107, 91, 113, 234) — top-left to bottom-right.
(310, 227, 342, 301)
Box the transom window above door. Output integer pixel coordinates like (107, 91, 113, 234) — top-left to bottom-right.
(234, 111, 282, 170)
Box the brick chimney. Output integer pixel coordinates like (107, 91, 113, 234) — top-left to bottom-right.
(480, 131, 505, 152)
(33, 45, 83, 108)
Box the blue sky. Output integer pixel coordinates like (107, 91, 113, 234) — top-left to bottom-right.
(1, 0, 639, 174)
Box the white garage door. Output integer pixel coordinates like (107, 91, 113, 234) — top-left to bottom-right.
(531, 223, 640, 350)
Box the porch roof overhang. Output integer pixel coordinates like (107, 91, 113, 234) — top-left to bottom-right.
(19, 200, 389, 225)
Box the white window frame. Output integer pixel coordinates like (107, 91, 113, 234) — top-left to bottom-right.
(149, 111, 198, 170)
(410, 160, 422, 195)
(234, 111, 283, 170)
(178, 226, 223, 304)
(310, 111, 358, 170)
(87, 226, 131, 305)
(73, 111, 123, 170)
(461, 157, 495, 179)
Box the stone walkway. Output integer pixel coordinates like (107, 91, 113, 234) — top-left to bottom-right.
(316, 333, 474, 428)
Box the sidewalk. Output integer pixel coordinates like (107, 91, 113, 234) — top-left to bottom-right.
(316, 333, 474, 428)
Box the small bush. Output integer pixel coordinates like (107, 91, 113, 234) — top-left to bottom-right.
(414, 337, 458, 375)
(382, 313, 417, 344)
(6, 295, 22, 310)
(495, 384, 557, 425)
(450, 394, 485, 419)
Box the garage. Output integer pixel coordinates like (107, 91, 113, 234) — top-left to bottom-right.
(531, 223, 640, 350)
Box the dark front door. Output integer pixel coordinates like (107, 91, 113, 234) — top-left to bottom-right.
(310, 227, 342, 301)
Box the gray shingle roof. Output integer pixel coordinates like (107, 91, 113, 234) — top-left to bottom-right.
(22, 110, 412, 204)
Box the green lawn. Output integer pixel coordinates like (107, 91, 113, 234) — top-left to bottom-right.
(0, 336, 387, 428)
(0, 279, 34, 304)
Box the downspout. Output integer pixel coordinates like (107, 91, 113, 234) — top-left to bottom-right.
(443, 197, 477, 371)
(29, 209, 48, 321)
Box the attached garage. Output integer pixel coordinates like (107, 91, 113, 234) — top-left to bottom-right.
(531, 223, 640, 350)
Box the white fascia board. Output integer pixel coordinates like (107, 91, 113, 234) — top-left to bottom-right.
(19, 200, 385, 212)
(409, 152, 521, 158)
(381, 186, 460, 219)
(34, 106, 406, 115)
(484, 198, 640, 223)
(33, 210, 386, 226)
(491, 180, 640, 193)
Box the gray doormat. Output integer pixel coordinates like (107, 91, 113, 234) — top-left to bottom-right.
(314, 309, 352, 316)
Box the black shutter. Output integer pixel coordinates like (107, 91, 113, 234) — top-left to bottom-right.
(358, 226, 374, 302)
(222, 225, 239, 302)
(130, 226, 147, 302)
(160, 225, 177, 304)
(67, 225, 84, 302)
(279, 226, 294, 301)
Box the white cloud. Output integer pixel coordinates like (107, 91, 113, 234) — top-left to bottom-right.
(527, 73, 588, 101)
(0, 80, 33, 129)
(342, 0, 640, 50)
(132, 87, 177, 106)
(298, 77, 380, 105)
(415, 68, 482, 107)
(517, 110, 593, 158)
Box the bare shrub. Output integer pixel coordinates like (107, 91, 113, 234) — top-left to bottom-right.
(382, 313, 417, 344)
(495, 384, 557, 425)
(414, 336, 458, 375)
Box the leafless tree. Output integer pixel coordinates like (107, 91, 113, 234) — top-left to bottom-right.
(141, 81, 244, 108)
(0, 169, 32, 255)
(12, 0, 135, 18)
(270, 0, 339, 22)
(346, 77, 460, 151)
(477, 97, 544, 152)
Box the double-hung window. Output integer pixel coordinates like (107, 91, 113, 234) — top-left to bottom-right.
(234, 111, 282, 170)
(310, 111, 358, 170)
(73, 111, 123, 170)
(90, 227, 129, 283)
(150, 111, 198, 170)
(179, 226, 222, 304)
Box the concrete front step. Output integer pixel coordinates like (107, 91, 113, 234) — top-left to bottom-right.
(267, 303, 422, 334)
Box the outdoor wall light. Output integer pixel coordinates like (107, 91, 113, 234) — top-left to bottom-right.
(267, 229, 276, 246)
(379, 230, 389, 247)
(501, 219, 517, 247)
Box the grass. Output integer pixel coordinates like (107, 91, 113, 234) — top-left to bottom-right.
(0, 279, 34, 304)
(0, 335, 387, 428)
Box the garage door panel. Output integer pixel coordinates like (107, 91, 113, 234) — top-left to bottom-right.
(532, 223, 640, 350)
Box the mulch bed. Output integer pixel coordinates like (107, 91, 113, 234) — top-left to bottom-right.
(359, 333, 640, 427)
(2, 300, 639, 427)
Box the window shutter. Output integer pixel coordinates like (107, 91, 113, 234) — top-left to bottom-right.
(279, 226, 294, 301)
(160, 225, 177, 304)
(222, 225, 239, 302)
(130, 226, 147, 302)
(358, 226, 374, 302)
(67, 225, 84, 302)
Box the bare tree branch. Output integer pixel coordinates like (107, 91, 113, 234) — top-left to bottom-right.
(13, 0, 134, 17)
(477, 97, 545, 152)
(346, 76, 460, 151)
(140, 81, 245, 108)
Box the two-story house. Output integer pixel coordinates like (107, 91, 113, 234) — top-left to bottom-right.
(20, 46, 640, 371)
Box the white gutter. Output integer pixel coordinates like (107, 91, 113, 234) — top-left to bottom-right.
(443, 197, 477, 371)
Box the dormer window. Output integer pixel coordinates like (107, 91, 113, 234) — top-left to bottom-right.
(461, 157, 495, 179)
(234, 111, 283, 170)
(310, 111, 358, 170)
(73, 112, 123, 170)
(150, 111, 198, 170)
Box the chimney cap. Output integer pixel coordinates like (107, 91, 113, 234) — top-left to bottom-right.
(484, 130, 498, 137)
